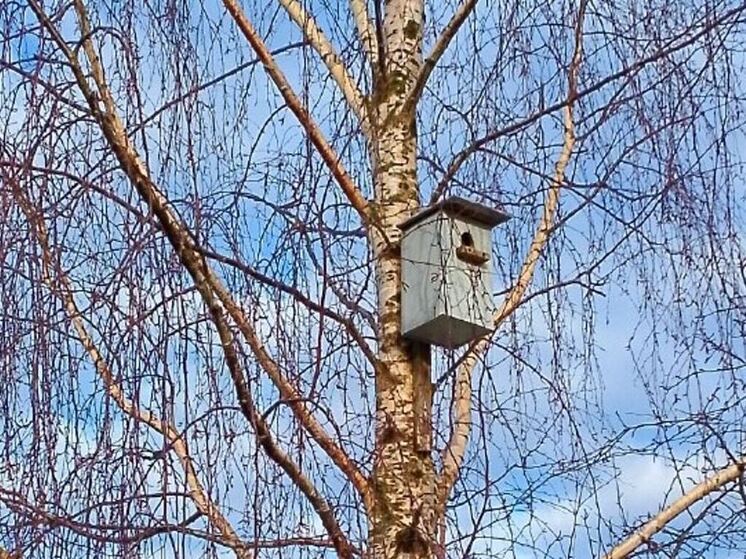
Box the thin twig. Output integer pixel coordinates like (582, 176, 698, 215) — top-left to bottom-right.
(438, 0, 588, 502)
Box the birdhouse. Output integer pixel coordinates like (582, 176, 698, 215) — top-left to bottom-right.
(399, 197, 509, 348)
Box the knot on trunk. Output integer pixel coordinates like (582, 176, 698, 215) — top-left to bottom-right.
(394, 506, 429, 554)
(395, 524, 428, 555)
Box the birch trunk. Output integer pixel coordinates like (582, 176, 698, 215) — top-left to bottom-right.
(369, 0, 439, 557)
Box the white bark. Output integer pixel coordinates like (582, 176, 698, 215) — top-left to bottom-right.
(350, 0, 379, 68)
(603, 459, 746, 558)
(367, 1, 442, 557)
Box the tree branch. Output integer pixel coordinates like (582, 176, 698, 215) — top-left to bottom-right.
(198, 246, 380, 370)
(134, 40, 307, 132)
(198, 270, 357, 559)
(438, 0, 587, 503)
(0, 158, 377, 360)
(429, 1, 746, 204)
(349, 0, 379, 69)
(277, 0, 369, 130)
(0, 59, 90, 114)
(222, 0, 374, 231)
(602, 459, 746, 558)
(27, 0, 373, 516)
(7, 171, 251, 559)
(402, 0, 477, 114)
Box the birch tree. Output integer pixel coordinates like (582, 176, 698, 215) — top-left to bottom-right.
(1, 0, 745, 558)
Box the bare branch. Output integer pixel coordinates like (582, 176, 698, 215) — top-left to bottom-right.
(438, 0, 587, 502)
(0, 158, 377, 356)
(134, 40, 307, 132)
(7, 172, 251, 559)
(9, 0, 746, 555)
(198, 264, 357, 559)
(0, 59, 89, 114)
(603, 460, 746, 558)
(27, 0, 374, 516)
(403, 0, 477, 114)
(429, 1, 746, 203)
(349, 0, 379, 68)
(198, 246, 380, 369)
(222, 0, 374, 231)
(277, 0, 369, 130)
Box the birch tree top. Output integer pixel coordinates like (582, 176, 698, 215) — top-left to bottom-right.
(0, 0, 744, 558)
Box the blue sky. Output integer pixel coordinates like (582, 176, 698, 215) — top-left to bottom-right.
(1, 0, 745, 558)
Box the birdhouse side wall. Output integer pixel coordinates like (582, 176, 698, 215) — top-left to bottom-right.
(400, 213, 450, 338)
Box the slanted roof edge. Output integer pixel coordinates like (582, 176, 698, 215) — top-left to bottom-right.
(398, 196, 511, 230)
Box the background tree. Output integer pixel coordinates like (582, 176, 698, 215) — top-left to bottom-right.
(0, 0, 744, 557)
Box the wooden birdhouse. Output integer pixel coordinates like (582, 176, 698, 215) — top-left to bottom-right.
(399, 197, 510, 348)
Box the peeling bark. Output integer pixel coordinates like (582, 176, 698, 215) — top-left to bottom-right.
(368, 1, 439, 557)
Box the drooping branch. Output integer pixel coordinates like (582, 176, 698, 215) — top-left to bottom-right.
(1, 486, 339, 553)
(277, 0, 369, 130)
(27, 0, 374, 516)
(602, 459, 746, 558)
(135, 40, 307, 132)
(349, 0, 379, 69)
(1, 488, 199, 546)
(8, 172, 251, 559)
(0, 59, 89, 114)
(2, 464, 347, 553)
(184, 235, 357, 559)
(429, 1, 746, 204)
(199, 246, 380, 369)
(402, 0, 477, 114)
(438, 0, 587, 503)
(222, 0, 374, 231)
(0, 158, 378, 363)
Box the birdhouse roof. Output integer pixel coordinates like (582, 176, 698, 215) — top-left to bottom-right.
(398, 196, 510, 231)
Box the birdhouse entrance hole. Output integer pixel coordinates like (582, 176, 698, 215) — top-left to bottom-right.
(456, 230, 489, 266)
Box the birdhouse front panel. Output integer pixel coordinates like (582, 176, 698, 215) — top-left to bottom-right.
(400, 198, 505, 348)
(437, 218, 495, 340)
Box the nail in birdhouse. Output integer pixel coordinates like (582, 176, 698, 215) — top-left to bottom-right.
(399, 197, 509, 348)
